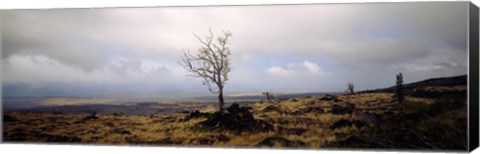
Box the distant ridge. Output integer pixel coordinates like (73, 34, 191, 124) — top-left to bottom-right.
(362, 74, 467, 93)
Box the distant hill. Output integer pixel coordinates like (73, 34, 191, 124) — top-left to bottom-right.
(361, 74, 467, 93)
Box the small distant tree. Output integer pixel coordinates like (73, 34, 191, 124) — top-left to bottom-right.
(395, 72, 405, 103)
(84, 111, 98, 120)
(180, 29, 232, 113)
(347, 82, 355, 94)
(262, 91, 274, 102)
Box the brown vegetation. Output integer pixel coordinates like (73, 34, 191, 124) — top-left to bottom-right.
(3, 85, 467, 150)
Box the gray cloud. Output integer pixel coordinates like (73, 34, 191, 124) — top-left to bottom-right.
(2, 10, 111, 71)
(1, 2, 469, 97)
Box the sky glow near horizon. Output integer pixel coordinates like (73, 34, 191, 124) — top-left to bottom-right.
(1, 2, 469, 99)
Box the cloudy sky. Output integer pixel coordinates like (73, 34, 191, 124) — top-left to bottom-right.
(1, 2, 469, 99)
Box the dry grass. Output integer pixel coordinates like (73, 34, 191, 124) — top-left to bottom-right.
(3, 86, 467, 150)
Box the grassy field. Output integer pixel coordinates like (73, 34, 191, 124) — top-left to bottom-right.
(2, 85, 467, 150)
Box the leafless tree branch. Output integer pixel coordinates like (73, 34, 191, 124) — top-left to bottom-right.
(180, 30, 232, 112)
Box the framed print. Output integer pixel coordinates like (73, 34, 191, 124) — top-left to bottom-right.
(1, 1, 479, 152)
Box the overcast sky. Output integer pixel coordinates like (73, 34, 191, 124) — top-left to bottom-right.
(1, 2, 469, 99)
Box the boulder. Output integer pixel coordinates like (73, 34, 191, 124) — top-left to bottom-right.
(226, 103, 241, 114)
(195, 103, 273, 132)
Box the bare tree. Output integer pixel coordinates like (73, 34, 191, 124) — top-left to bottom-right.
(262, 91, 274, 103)
(347, 82, 354, 94)
(180, 29, 232, 113)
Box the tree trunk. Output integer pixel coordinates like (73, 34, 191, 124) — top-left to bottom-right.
(218, 89, 225, 113)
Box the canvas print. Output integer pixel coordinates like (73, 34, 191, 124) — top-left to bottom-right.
(1, 2, 475, 151)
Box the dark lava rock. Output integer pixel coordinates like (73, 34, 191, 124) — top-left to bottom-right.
(290, 106, 324, 115)
(5, 131, 81, 143)
(226, 103, 240, 113)
(331, 135, 387, 148)
(345, 102, 356, 110)
(194, 138, 215, 145)
(103, 121, 115, 127)
(262, 105, 283, 113)
(354, 111, 382, 124)
(330, 119, 365, 129)
(319, 95, 339, 102)
(334, 132, 347, 138)
(384, 111, 394, 115)
(278, 127, 307, 136)
(302, 106, 324, 113)
(81, 113, 99, 121)
(330, 103, 355, 114)
(187, 134, 230, 145)
(217, 134, 230, 142)
(51, 111, 63, 114)
(306, 100, 317, 105)
(148, 137, 184, 145)
(178, 110, 191, 114)
(195, 103, 273, 133)
(244, 106, 254, 110)
(198, 112, 272, 132)
(5, 131, 31, 141)
(113, 129, 131, 135)
(257, 137, 306, 147)
(330, 105, 345, 114)
(189, 110, 210, 119)
(343, 135, 365, 143)
(181, 110, 211, 122)
(3, 114, 18, 122)
(226, 103, 252, 114)
(38, 134, 81, 142)
(125, 135, 142, 143)
(3, 128, 82, 143)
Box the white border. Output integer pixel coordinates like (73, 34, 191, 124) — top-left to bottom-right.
(0, 0, 478, 154)
(0, 0, 477, 9)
